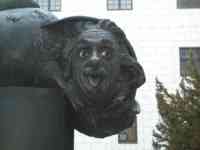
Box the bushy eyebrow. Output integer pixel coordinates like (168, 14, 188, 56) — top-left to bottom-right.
(76, 39, 91, 47)
(100, 39, 114, 47)
(76, 38, 114, 48)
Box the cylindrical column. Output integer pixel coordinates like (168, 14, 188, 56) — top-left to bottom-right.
(0, 87, 74, 150)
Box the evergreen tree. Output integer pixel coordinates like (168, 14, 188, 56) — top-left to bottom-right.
(153, 57, 200, 150)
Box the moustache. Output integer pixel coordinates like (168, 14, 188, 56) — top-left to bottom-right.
(83, 67, 107, 77)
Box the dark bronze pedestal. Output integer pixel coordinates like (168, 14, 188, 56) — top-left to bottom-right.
(0, 87, 74, 150)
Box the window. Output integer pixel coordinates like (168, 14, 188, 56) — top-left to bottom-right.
(177, 0, 200, 9)
(118, 116, 137, 144)
(179, 47, 200, 76)
(107, 0, 133, 10)
(34, 0, 61, 11)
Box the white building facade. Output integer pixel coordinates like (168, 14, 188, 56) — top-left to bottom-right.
(37, 0, 200, 149)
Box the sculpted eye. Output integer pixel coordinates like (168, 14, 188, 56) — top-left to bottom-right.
(79, 49, 90, 58)
(101, 49, 111, 57)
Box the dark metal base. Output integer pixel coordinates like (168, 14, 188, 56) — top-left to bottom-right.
(0, 87, 74, 150)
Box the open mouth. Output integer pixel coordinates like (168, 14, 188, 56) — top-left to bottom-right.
(87, 75, 102, 88)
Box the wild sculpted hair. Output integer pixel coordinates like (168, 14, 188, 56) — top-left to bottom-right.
(43, 16, 145, 138)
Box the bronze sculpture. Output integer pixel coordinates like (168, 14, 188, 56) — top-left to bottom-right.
(45, 17, 145, 137)
(0, 0, 145, 146)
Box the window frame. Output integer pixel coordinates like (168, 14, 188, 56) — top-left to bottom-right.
(177, 0, 200, 9)
(34, 0, 61, 11)
(118, 116, 138, 144)
(107, 0, 133, 11)
(179, 47, 200, 76)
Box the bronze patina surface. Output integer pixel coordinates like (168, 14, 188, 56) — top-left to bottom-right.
(0, 0, 39, 10)
(43, 17, 145, 137)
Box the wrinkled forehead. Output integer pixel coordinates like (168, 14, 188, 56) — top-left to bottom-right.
(78, 28, 116, 43)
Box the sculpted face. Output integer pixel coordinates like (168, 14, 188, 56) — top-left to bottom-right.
(50, 17, 145, 138)
(71, 28, 121, 102)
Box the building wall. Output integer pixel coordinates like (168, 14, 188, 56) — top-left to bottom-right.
(53, 1, 200, 149)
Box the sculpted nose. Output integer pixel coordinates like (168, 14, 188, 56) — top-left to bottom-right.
(89, 59, 100, 70)
(91, 50, 99, 61)
(85, 50, 100, 71)
(85, 59, 100, 73)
